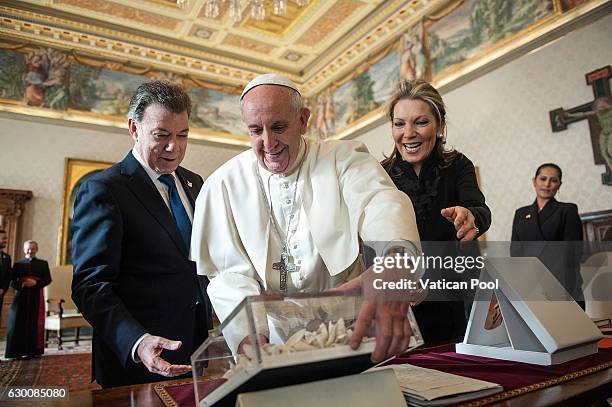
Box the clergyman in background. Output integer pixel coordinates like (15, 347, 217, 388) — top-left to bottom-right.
(5, 240, 51, 359)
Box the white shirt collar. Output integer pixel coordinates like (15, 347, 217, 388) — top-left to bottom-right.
(132, 148, 177, 183)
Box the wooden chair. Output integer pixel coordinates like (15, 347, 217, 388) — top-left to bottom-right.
(44, 265, 90, 349)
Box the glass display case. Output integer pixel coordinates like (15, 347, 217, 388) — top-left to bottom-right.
(191, 292, 423, 406)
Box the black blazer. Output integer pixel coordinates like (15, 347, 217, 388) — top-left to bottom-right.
(387, 153, 491, 241)
(71, 152, 211, 387)
(511, 199, 583, 298)
(386, 153, 490, 342)
(0, 251, 11, 293)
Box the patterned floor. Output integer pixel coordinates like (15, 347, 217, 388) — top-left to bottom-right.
(0, 349, 99, 392)
(0, 328, 99, 393)
(0, 327, 93, 359)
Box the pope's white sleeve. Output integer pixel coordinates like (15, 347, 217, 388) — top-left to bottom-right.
(191, 176, 268, 352)
(207, 273, 269, 353)
(337, 141, 420, 243)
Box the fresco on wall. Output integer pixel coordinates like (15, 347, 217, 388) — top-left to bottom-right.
(399, 22, 426, 81)
(331, 50, 399, 135)
(0, 46, 244, 138)
(309, 87, 337, 139)
(189, 87, 244, 136)
(427, 0, 555, 78)
(561, 0, 590, 11)
(306, 0, 566, 140)
(69, 65, 147, 115)
(0, 49, 26, 100)
(0, 47, 70, 108)
(26, 48, 71, 109)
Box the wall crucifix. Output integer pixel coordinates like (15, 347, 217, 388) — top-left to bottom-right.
(549, 65, 612, 186)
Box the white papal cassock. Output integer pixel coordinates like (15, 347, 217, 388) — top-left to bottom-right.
(190, 137, 420, 349)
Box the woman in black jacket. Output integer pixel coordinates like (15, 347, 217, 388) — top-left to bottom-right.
(511, 163, 584, 309)
(381, 79, 491, 343)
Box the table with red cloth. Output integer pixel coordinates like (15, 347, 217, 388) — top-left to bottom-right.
(154, 343, 612, 407)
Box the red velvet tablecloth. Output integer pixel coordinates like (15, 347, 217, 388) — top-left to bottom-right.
(155, 345, 612, 407)
(390, 344, 612, 405)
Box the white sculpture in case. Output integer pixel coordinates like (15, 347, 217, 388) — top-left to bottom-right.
(192, 292, 423, 406)
(456, 257, 602, 365)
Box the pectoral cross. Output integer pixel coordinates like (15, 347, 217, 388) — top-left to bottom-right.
(272, 247, 296, 292)
(549, 65, 612, 185)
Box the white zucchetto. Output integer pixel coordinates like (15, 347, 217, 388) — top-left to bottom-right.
(240, 73, 301, 100)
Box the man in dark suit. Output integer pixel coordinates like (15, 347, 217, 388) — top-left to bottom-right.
(71, 81, 211, 387)
(0, 230, 12, 326)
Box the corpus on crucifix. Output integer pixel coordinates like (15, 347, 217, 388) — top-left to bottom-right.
(549, 65, 612, 185)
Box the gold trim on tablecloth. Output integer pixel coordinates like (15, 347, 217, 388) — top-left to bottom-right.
(153, 361, 612, 407)
(456, 361, 612, 407)
(153, 379, 192, 407)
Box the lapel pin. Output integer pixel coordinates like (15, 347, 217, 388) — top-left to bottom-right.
(187, 180, 193, 188)
(526, 214, 531, 219)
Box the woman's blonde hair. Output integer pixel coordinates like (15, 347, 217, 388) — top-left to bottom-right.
(381, 79, 459, 175)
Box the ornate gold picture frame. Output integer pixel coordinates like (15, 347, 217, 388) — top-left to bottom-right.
(58, 157, 112, 265)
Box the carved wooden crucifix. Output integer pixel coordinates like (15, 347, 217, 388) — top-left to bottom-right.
(549, 65, 612, 186)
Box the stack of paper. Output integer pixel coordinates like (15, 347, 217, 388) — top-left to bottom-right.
(369, 364, 502, 406)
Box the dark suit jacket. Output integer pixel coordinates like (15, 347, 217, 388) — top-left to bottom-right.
(71, 151, 211, 387)
(511, 198, 584, 299)
(386, 153, 491, 241)
(0, 251, 11, 293)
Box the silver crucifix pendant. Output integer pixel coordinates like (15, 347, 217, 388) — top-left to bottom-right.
(272, 248, 296, 292)
(281, 248, 296, 273)
(272, 259, 288, 292)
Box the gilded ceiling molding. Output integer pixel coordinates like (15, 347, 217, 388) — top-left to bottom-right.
(55, 0, 182, 30)
(302, 0, 440, 95)
(425, 0, 465, 22)
(222, 34, 276, 54)
(0, 42, 29, 52)
(0, 6, 285, 81)
(184, 75, 242, 95)
(70, 52, 153, 76)
(300, 0, 417, 74)
(0, 15, 270, 87)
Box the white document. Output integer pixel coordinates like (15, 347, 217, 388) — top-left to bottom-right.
(369, 364, 502, 405)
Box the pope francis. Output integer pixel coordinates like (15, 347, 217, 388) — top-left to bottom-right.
(191, 74, 421, 362)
